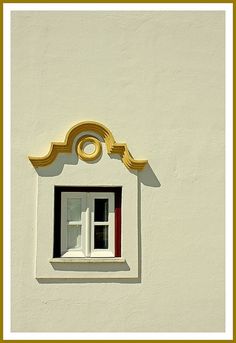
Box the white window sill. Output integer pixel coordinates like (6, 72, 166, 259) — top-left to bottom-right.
(49, 257, 126, 263)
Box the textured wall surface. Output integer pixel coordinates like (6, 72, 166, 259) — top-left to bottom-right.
(11, 11, 225, 332)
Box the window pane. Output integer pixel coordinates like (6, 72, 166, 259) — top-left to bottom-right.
(94, 225, 108, 249)
(94, 199, 108, 222)
(67, 225, 81, 249)
(67, 198, 81, 222)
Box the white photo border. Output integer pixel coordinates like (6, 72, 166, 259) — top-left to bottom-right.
(3, 3, 233, 340)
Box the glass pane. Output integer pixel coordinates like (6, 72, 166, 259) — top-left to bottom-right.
(94, 199, 108, 222)
(67, 225, 81, 249)
(94, 225, 108, 249)
(67, 198, 81, 222)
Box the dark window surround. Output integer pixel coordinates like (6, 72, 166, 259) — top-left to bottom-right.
(53, 186, 122, 258)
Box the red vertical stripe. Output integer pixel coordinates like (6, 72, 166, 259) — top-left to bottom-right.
(115, 191, 121, 257)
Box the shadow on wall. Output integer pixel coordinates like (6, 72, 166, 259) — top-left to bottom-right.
(34, 146, 161, 284)
(109, 154, 160, 187)
(138, 163, 161, 187)
(136, 165, 160, 285)
(34, 138, 78, 177)
(50, 261, 130, 272)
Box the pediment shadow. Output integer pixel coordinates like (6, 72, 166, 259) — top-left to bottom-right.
(109, 154, 161, 188)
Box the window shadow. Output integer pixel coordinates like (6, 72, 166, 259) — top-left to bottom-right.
(47, 261, 130, 272)
(36, 277, 141, 284)
(136, 165, 161, 285)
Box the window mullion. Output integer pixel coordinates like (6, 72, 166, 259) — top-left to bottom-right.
(85, 193, 91, 257)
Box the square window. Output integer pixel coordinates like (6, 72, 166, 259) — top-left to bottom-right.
(53, 187, 122, 259)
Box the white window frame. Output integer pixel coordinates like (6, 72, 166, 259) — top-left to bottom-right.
(61, 192, 87, 257)
(60, 191, 115, 258)
(89, 192, 115, 257)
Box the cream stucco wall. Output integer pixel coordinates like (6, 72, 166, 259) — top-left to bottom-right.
(11, 11, 225, 332)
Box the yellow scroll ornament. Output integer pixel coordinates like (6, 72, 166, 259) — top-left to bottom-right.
(28, 121, 148, 171)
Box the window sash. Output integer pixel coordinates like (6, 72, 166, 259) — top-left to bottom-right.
(61, 192, 87, 257)
(89, 192, 115, 257)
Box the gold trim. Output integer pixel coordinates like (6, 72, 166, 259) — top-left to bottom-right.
(77, 136, 102, 161)
(28, 121, 148, 170)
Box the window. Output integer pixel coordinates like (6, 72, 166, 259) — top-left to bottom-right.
(54, 187, 121, 258)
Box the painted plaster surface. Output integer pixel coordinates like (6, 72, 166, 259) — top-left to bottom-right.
(11, 11, 225, 332)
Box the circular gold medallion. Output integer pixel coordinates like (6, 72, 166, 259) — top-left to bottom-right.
(77, 136, 102, 161)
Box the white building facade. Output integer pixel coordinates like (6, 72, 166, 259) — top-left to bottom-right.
(11, 9, 225, 333)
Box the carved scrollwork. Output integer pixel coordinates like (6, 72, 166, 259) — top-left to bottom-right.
(28, 121, 148, 171)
